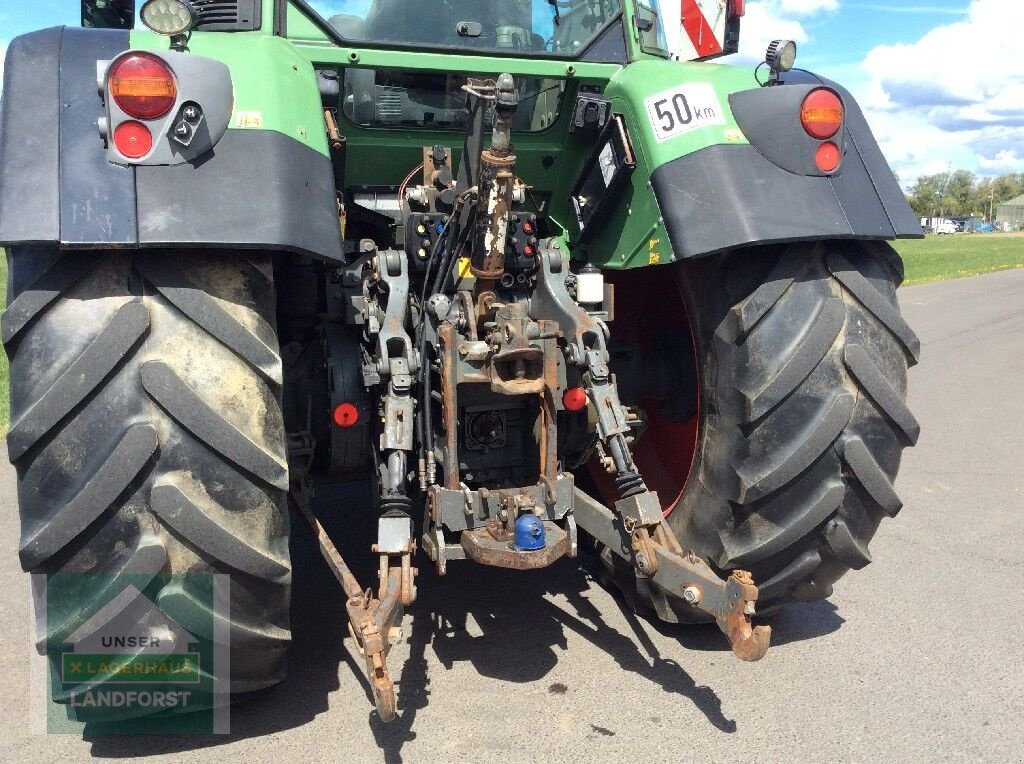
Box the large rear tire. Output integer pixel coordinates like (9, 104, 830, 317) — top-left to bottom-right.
(5, 248, 291, 719)
(599, 241, 919, 618)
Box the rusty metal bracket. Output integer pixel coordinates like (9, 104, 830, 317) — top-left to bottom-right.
(573, 487, 771, 661)
(461, 520, 571, 569)
(649, 544, 770, 662)
(290, 486, 411, 722)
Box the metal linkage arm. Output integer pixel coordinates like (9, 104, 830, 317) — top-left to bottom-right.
(367, 249, 418, 516)
(573, 490, 771, 662)
(533, 243, 770, 660)
(290, 486, 413, 722)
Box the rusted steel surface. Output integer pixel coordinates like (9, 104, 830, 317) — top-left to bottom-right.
(324, 109, 344, 151)
(291, 488, 408, 721)
(488, 303, 546, 395)
(471, 152, 516, 280)
(719, 570, 771, 662)
(290, 486, 362, 600)
(461, 521, 570, 569)
(345, 563, 405, 722)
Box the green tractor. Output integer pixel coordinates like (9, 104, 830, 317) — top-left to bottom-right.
(1, 0, 920, 723)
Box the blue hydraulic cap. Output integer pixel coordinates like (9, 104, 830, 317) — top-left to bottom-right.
(514, 514, 546, 551)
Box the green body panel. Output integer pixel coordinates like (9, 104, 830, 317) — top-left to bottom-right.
(129, 29, 330, 157)
(127, 2, 762, 268)
(582, 60, 755, 268)
(606, 60, 752, 165)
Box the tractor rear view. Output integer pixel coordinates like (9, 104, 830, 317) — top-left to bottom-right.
(0, 0, 920, 724)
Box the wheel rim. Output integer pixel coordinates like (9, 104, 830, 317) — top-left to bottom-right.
(587, 265, 700, 516)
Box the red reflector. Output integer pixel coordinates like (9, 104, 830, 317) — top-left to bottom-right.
(523, 244, 535, 256)
(332, 402, 360, 428)
(801, 89, 843, 140)
(113, 121, 153, 159)
(563, 387, 588, 412)
(109, 53, 177, 120)
(731, 0, 745, 16)
(815, 141, 841, 173)
(522, 221, 534, 234)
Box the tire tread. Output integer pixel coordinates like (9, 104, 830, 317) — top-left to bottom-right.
(5, 248, 291, 714)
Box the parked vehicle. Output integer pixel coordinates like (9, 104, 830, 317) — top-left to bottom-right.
(0, 0, 923, 724)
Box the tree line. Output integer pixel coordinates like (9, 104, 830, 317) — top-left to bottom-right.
(906, 171, 1024, 220)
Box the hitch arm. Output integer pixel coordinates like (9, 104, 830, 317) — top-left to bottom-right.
(573, 488, 771, 661)
(290, 486, 410, 721)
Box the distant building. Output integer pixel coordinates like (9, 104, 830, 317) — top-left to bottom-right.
(996, 193, 1024, 230)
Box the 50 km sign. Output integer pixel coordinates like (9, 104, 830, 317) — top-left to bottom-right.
(645, 82, 726, 142)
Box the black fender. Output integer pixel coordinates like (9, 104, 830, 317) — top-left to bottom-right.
(0, 27, 343, 261)
(650, 70, 921, 260)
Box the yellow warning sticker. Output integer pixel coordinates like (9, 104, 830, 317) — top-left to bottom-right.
(236, 111, 264, 129)
(648, 238, 661, 264)
(457, 257, 472, 278)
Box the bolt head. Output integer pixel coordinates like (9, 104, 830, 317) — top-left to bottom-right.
(682, 586, 702, 604)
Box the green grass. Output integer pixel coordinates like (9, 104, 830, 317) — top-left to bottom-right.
(893, 232, 1024, 286)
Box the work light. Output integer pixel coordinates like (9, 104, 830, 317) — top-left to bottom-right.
(765, 39, 797, 74)
(140, 0, 196, 37)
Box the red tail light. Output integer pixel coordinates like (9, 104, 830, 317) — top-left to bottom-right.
(113, 121, 153, 159)
(801, 89, 843, 140)
(815, 142, 841, 173)
(730, 0, 746, 16)
(109, 53, 177, 120)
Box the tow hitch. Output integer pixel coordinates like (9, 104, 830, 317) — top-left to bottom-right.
(290, 485, 415, 722)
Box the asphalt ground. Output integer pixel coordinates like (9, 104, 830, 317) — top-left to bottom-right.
(1, 268, 1021, 762)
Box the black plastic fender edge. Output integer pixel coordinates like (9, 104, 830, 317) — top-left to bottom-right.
(650, 75, 921, 260)
(0, 27, 344, 263)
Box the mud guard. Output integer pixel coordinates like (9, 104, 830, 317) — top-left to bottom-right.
(650, 74, 921, 260)
(0, 27, 344, 262)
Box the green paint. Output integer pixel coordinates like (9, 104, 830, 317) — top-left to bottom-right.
(123, 3, 776, 269)
(578, 59, 758, 268)
(129, 29, 330, 157)
(288, 42, 623, 81)
(607, 60, 754, 166)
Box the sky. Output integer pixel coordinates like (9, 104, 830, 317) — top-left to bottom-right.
(1, 0, 1021, 187)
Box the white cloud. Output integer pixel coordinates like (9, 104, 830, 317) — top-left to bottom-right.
(978, 150, 1023, 175)
(778, 0, 839, 14)
(857, 0, 1024, 180)
(845, 3, 968, 13)
(732, 1, 820, 64)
